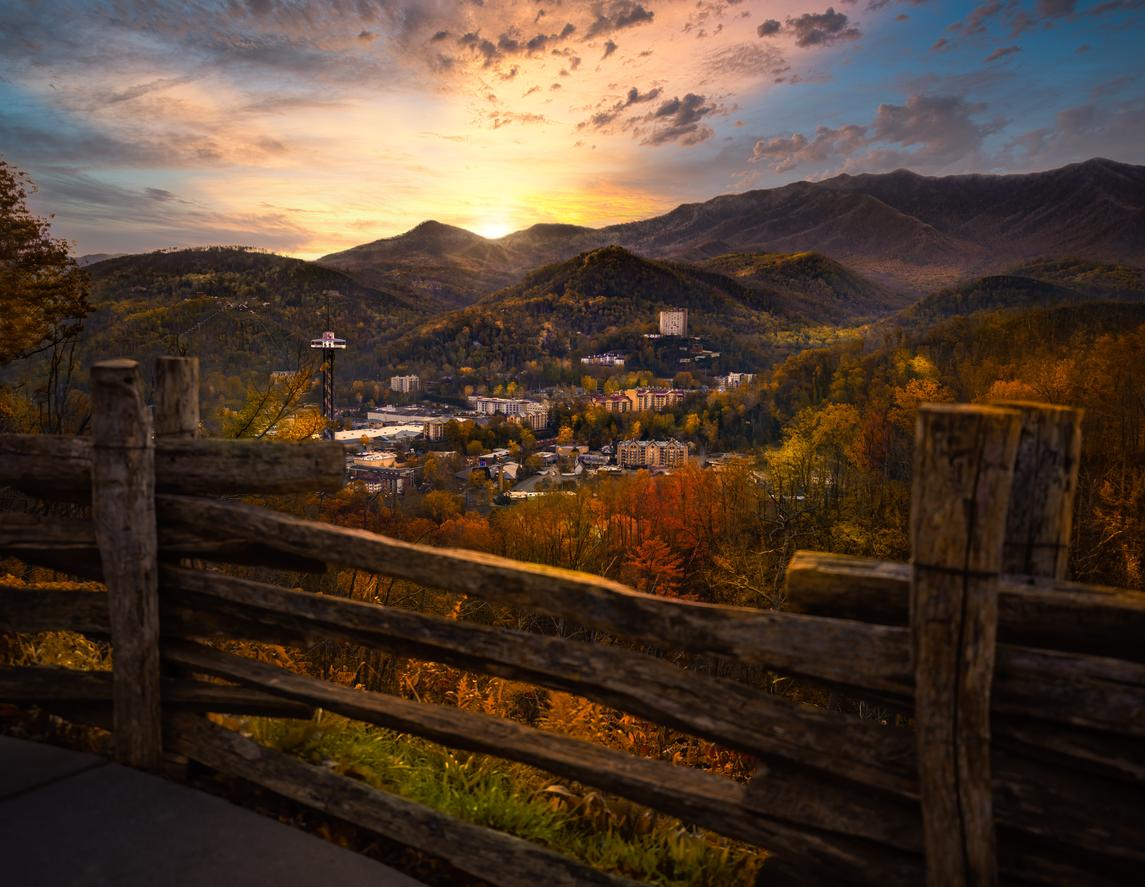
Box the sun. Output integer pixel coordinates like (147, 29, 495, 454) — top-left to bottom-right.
(473, 219, 513, 240)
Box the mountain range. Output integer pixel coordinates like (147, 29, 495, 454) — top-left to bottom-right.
(318, 158, 1145, 304)
(64, 158, 1145, 388)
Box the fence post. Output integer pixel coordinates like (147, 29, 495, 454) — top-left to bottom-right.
(910, 404, 1021, 887)
(991, 401, 1082, 579)
(91, 359, 161, 769)
(155, 356, 200, 439)
(152, 356, 201, 774)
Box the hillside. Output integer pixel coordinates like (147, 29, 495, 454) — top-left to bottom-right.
(74, 247, 415, 383)
(319, 159, 1145, 300)
(696, 251, 907, 323)
(899, 259, 1145, 325)
(317, 221, 522, 310)
(822, 159, 1145, 273)
(388, 246, 787, 378)
(1006, 258, 1145, 297)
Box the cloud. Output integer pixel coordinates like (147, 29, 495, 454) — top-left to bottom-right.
(523, 23, 577, 53)
(458, 31, 500, 66)
(488, 110, 550, 129)
(949, 2, 1013, 36)
(985, 45, 1021, 61)
(1035, 0, 1077, 17)
(602, 39, 618, 58)
(1091, 74, 1132, 99)
(753, 7, 860, 48)
(947, 0, 1098, 38)
(750, 124, 868, 172)
(25, 168, 312, 253)
(749, 94, 1001, 173)
(579, 85, 664, 131)
(1003, 96, 1145, 169)
(704, 43, 789, 79)
(1086, 0, 1145, 12)
(786, 7, 862, 47)
(640, 93, 720, 145)
(585, 1, 655, 38)
(576, 85, 729, 148)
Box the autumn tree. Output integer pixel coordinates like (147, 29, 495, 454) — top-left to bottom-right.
(219, 360, 323, 439)
(0, 161, 90, 366)
(0, 160, 91, 432)
(623, 536, 686, 598)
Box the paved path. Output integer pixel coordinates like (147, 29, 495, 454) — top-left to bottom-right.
(0, 735, 423, 886)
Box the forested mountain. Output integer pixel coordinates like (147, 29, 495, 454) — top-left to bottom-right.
(52, 247, 415, 389)
(898, 259, 1145, 324)
(61, 243, 1143, 393)
(382, 245, 883, 380)
(317, 221, 522, 310)
(75, 253, 125, 267)
(320, 159, 1145, 300)
(696, 251, 907, 323)
(25, 162, 1143, 432)
(821, 158, 1145, 270)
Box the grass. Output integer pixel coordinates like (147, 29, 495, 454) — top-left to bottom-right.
(233, 713, 766, 886)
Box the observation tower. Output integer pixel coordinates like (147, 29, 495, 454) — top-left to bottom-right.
(309, 330, 347, 423)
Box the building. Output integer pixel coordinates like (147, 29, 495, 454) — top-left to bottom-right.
(720, 372, 755, 390)
(598, 393, 632, 414)
(467, 395, 549, 431)
(390, 374, 420, 394)
(349, 466, 417, 496)
(352, 451, 397, 468)
(616, 439, 689, 469)
(580, 352, 626, 367)
(510, 405, 549, 432)
(367, 409, 449, 427)
(333, 425, 424, 445)
(628, 388, 686, 412)
(424, 419, 448, 441)
(659, 308, 688, 337)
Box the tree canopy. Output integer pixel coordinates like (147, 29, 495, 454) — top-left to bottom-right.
(0, 160, 90, 366)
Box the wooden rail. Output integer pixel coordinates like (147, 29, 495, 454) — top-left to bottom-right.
(1, 356, 1141, 885)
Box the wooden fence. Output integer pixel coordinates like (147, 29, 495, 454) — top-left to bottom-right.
(1, 357, 1142, 885)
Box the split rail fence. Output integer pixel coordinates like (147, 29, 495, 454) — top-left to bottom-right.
(1, 357, 1142, 885)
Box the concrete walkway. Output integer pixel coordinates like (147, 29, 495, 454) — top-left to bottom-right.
(0, 735, 423, 886)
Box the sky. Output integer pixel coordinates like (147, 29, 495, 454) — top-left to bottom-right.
(1, 0, 1142, 258)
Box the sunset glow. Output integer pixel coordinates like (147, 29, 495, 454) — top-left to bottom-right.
(1, 1, 1141, 258)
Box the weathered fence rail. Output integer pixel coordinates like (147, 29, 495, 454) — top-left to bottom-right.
(1, 358, 1141, 885)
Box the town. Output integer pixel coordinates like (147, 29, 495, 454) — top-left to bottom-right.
(322, 308, 758, 510)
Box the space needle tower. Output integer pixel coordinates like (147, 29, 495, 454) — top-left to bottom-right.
(310, 329, 347, 424)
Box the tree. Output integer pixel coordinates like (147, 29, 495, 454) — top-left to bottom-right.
(219, 361, 322, 439)
(1, 160, 91, 433)
(623, 536, 685, 597)
(0, 161, 90, 366)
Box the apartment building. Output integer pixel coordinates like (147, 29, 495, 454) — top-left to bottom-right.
(616, 439, 689, 469)
(580, 352, 626, 367)
(628, 388, 686, 412)
(720, 372, 755, 390)
(659, 308, 688, 337)
(349, 466, 417, 496)
(598, 393, 633, 414)
(390, 374, 420, 394)
(467, 395, 549, 431)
